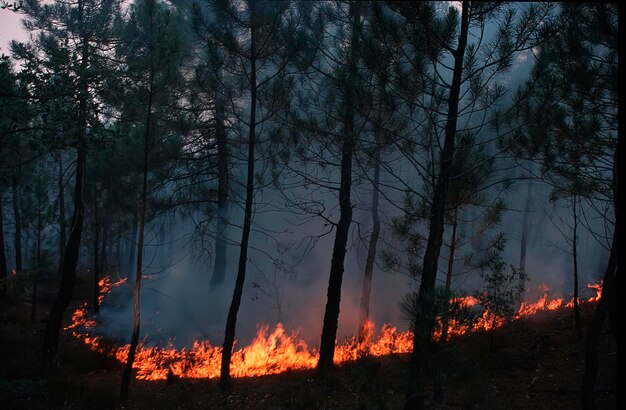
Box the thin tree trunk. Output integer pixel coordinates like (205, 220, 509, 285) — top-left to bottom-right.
(317, 2, 359, 373)
(93, 189, 100, 315)
(158, 221, 165, 267)
(11, 174, 22, 273)
(32, 193, 42, 323)
(101, 220, 108, 274)
(441, 207, 459, 343)
(42, 0, 89, 364)
(519, 179, 532, 292)
(0, 189, 7, 301)
(128, 207, 138, 278)
(24, 227, 31, 271)
(358, 146, 381, 343)
(572, 196, 582, 339)
(120, 70, 154, 401)
(409, 0, 469, 401)
(220, 12, 256, 390)
(58, 154, 66, 275)
(581, 129, 620, 410)
(116, 234, 121, 273)
(209, 94, 230, 290)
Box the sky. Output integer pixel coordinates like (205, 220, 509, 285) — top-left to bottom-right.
(0, 8, 28, 57)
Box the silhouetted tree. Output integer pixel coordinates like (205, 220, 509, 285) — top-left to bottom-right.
(193, 0, 312, 389)
(14, 0, 120, 365)
(116, 0, 187, 399)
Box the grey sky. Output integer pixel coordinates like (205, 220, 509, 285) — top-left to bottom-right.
(0, 9, 28, 56)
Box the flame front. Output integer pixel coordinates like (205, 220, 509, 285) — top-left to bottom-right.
(67, 279, 602, 380)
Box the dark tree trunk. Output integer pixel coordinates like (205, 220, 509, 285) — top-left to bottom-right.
(572, 197, 582, 339)
(0, 189, 7, 301)
(58, 154, 66, 275)
(120, 71, 154, 401)
(581, 231, 617, 409)
(32, 194, 42, 323)
(317, 132, 354, 372)
(32, 273, 40, 323)
(441, 207, 459, 343)
(42, 2, 90, 364)
(158, 221, 165, 267)
(101, 220, 108, 274)
(519, 179, 532, 292)
(93, 189, 100, 315)
(116, 234, 121, 273)
(11, 174, 22, 273)
(358, 146, 381, 343)
(42, 145, 87, 365)
(410, 0, 469, 387)
(209, 95, 230, 290)
(220, 14, 256, 390)
(581, 124, 620, 410)
(128, 206, 138, 278)
(317, 2, 359, 373)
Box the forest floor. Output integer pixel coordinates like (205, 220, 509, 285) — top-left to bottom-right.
(0, 270, 617, 409)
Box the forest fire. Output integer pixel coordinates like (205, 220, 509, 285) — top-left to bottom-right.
(66, 278, 603, 381)
(97, 276, 128, 304)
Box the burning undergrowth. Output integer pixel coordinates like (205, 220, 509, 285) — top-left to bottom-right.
(64, 276, 602, 381)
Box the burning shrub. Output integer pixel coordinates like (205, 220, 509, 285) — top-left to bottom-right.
(398, 287, 478, 343)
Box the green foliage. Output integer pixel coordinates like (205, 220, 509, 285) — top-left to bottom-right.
(497, 4, 617, 208)
(473, 234, 526, 324)
(0, 60, 31, 177)
(446, 132, 494, 221)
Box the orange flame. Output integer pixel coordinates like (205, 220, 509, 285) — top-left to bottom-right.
(586, 282, 602, 302)
(66, 278, 602, 380)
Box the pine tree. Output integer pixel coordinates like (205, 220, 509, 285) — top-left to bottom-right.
(193, 0, 311, 389)
(115, 0, 187, 399)
(13, 0, 121, 366)
(496, 5, 618, 408)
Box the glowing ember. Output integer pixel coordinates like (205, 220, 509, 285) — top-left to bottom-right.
(66, 278, 602, 380)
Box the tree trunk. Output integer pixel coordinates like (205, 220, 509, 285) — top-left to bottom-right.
(58, 154, 66, 276)
(409, 0, 469, 394)
(209, 94, 230, 290)
(441, 207, 459, 343)
(220, 12, 256, 390)
(42, 1, 89, 364)
(581, 230, 616, 409)
(581, 125, 620, 410)
(11, 174, 22, 273)
(317, 2, 359, 373)
(519, 179, 532, 292)
(93, 189, 100, 315)
(32, 270, 40, 323)
(128, 206, 138, 278)
(116, 234, 121, 273)
(32, 193, 43, 323)
(572, 196, 582, 339)
(101, 220, 108, 274)
(0, 189, 7, 301)
(43, 145, 87, 364)
(158, 221, 165, 267)
(120, 70, 154, 401)
(358, 145, 381, 343)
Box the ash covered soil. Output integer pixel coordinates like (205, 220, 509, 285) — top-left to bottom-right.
(0, 271, 616, 409)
